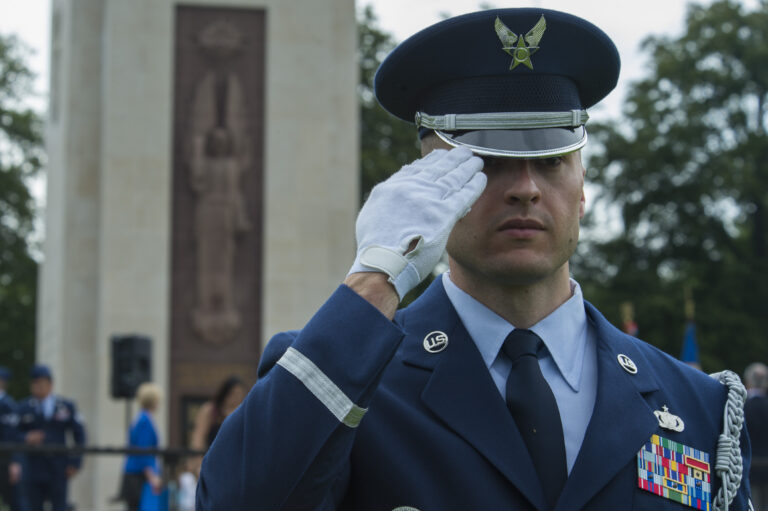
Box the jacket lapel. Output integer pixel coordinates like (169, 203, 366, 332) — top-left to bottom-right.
(398, 280, 547, 511)
(555, 303, 660, 511)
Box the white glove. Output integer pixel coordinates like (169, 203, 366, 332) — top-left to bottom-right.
(348, 146, 486, 299)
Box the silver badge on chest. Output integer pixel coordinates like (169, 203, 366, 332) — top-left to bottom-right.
(654, 405, 685, 432)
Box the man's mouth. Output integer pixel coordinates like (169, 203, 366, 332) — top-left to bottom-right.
(497, 218, 545, 237)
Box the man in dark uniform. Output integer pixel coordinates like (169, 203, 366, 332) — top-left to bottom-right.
(17, 365, 85, 511)
(745, 363, 768, 510)
(197, 8, 752, 510)
(0, 366, 23, 511)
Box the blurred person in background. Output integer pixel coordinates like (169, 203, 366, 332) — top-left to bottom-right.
(119, 383, 163, 511)
(189, 375, 245, 474)
(17, 364, 85, 511)
(0, 366, 24, 511)
(745, 362, 768, 510)
(179, 376, 245, 508)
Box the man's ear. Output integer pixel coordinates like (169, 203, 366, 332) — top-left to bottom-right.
(420, 132, 452, 156)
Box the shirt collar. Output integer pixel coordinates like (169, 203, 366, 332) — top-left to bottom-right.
(442, 272, 589, 391)
(41, 394, 56, 411)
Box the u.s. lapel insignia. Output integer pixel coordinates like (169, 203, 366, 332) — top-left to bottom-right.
(494, 15, 547, 70)
(655, 405, 685, 432)
(637, 434, 711, 510)
(617, 353, 638, 374)
(423, 331, 448, 353)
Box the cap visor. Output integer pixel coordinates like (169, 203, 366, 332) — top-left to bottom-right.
(436, 126, 587, 158)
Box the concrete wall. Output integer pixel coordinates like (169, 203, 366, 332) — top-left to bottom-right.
(37, 0, 358, 507)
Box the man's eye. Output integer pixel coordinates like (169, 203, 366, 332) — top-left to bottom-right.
(540, 157, 563, 167)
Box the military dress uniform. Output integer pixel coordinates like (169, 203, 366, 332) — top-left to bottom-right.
(198, 280, 751, 510)
(17, 370, 85, 511)
(197, 8, 752, 511)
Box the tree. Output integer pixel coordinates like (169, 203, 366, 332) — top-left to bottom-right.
(0, 33, 42, 398)
(574, 0, 768, 372)
(357, 5, 421, 200)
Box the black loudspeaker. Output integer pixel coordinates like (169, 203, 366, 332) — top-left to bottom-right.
(111, 335, 152, 399)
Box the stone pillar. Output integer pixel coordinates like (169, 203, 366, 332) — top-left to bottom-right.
(38, 0, 358, 508)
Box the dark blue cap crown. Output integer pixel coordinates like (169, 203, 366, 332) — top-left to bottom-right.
(374, 8, 620, 123)
(30, 364, 53, 380)
(0, 366, 10, 382)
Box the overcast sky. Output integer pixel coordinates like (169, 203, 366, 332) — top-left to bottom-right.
(360, 0, 757, 122)
(1, 0, 760, 119)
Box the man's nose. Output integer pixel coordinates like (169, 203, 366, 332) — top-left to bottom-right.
(502, 160, 541, 205)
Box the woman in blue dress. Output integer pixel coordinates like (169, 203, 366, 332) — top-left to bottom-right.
(121, 383, 163, 511)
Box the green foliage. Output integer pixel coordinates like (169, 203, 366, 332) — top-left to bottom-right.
(0, 33, 41, 398)
(574, 0, 768, 373)
(357, 5, 421, 200)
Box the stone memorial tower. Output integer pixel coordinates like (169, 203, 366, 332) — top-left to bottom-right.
(38, 0, 358, 507)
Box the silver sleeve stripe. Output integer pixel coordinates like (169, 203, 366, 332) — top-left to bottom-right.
(277, 347, 367, 428)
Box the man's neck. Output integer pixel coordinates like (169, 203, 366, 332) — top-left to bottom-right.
(448, 265, 574, 328)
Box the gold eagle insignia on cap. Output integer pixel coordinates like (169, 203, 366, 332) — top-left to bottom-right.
(494, 15, 547, 70)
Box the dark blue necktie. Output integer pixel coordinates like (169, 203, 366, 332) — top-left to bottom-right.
(502, 329, 567, 509)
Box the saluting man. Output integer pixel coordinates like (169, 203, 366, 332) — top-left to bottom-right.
(17, 365, 85, 511)
(197, 8, 752, 510)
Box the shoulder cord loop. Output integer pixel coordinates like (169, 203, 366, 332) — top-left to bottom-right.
(709, 370, 751, 511)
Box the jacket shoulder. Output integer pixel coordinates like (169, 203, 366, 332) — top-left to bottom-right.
(17, 397, 35, 410)
(0, 394, 17, 408)
(257, 330, 300, 378)
(586, 301, 725, 396)
(55, 396, 78, 410)
(629, 335, 725, 395)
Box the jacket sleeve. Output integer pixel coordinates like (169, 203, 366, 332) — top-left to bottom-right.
(15, 402, 34, 435)
(196, 285, 405, 511)
(0, 398, 23, 464)
(67, 400, 86, 469)
(730, 413, 753, 510)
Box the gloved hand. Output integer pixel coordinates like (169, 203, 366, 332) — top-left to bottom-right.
(348, 146, 486, 300)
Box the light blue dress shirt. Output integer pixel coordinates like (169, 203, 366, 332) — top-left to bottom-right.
(441, 272, 598, 473)
(40, 394, 56, 420)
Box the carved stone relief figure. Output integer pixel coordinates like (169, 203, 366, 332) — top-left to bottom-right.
(187, 20, 251, 345)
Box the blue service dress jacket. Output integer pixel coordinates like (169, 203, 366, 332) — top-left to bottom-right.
(197, 279, 751, 511)
(0, 393, 21, 462)
(17, 395, 85, 482)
